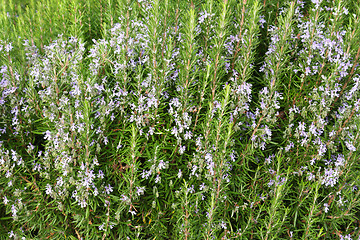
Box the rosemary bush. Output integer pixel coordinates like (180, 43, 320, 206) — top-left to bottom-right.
(1, 0, 360, 239)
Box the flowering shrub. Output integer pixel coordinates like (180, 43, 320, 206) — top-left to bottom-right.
(1, 0, 360, 239)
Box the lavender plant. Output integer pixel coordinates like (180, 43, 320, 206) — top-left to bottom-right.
(1, 0, 360, 239)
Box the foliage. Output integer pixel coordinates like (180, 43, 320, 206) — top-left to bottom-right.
(1, 0, 360, 239)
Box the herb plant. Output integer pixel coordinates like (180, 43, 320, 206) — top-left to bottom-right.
(1, 0, 360, 239)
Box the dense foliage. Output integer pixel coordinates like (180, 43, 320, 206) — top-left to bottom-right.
(1, 0, 360, 239)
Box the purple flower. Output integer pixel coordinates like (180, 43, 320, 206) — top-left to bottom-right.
(3, 196, 8, 205)
(265, 155, 272, 164)
(184, 131, 192, 140)
(155, 175, 161, 183)
(5, 43, 13, 52)
(104, 184, 113, 194)
(98, 170, 104, 179)
(178, 169, 182, 178)
(136, 186, 145, 196)
(45, 184, 52, 195)
(324, 203, 329, 213)
(267, 179, 275, 187)
(259, 15, 266, 28)
(345, 141, 356, 152)
(179, 145, 185, 155)
(8, 230, 15, 238)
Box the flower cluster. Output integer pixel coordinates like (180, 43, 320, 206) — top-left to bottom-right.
(1, 0, 360, 239)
